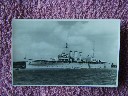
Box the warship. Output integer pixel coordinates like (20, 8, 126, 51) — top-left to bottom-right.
(24, 42, 112, 69)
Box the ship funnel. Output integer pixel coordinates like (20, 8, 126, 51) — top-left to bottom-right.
(79, 52, 82, 61)
(69, 51, 73, 58)
(74, 51, 78, 61)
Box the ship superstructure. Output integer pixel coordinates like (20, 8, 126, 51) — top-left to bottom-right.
(58, 42, 106, 64)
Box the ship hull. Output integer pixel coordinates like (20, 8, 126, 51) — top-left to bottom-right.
(26, 62, 111, 69)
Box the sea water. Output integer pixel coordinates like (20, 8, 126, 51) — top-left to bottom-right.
(13, 69, 117, 85)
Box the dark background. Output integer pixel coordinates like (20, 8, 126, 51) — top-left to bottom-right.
(0, 0, 128, 95)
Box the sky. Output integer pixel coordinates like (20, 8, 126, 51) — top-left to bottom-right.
(12, 19, 120, 64)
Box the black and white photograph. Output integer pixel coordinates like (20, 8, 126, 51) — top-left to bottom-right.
(12, 19, 120, 87)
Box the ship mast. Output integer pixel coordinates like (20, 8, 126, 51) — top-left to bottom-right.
(65, 43, 68, 48)
(92, 41, 95, 58)
(66, 31, 70, 47)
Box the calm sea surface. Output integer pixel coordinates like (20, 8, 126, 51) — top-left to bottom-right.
(13, 69, 117, 85)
